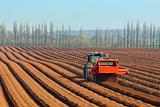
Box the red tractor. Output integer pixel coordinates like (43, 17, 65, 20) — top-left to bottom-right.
(83, 53, 129, 82)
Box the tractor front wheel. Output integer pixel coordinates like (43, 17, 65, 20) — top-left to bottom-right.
(83, 69, 89, 80)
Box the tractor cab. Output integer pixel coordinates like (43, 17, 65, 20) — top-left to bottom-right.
(85, 52, 109, 63)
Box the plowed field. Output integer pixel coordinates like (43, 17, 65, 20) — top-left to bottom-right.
(0, 46, 159, 107)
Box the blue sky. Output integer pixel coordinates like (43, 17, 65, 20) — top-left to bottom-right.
(0, 0, 160, 30)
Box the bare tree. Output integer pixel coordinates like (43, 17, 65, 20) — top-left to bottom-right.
(61, 25, 65, 47)
(158, 27, 160, 48)
(44, 23, 48, 46)
(37, 23, 41, 46)
(67, 25, 71, 48)
(133, 28, 136, 48)
(40, 23, 44, 45)
(26, 22, 30, 45)
(117, 31, 121, 48)
(111, 33, 114, 47)
(146, 26, 150, 48)
(135, 21, 140, 48)
(31, 25, 35, 45)
(123, 27, 126, 48)
(152, 24, 156, 48)
(55, 27, 59, 47)
(49, 22, 54, 46)
(13, 21, 18, 45)
(22, 23, 26, 45)
(104, 28, 108, 47)
(19, 23, 23, 45)
(98, 28, 103, 47)
(0, 22, 6, 45)
(34, 24, 38, 46)
(126, 22, 130, 48)
(78, 26, 83, 48)
(149, 24, 153, 48)
(142, 22, 147, 48)
(95, 28, 99, 47)
(130, 22, 134, 48)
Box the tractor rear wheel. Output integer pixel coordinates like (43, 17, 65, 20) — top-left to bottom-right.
(93, 75, 98, 82)
(83, 69, 86, 79)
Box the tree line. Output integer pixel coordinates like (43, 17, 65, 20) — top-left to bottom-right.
(0, 21, 160, 48)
